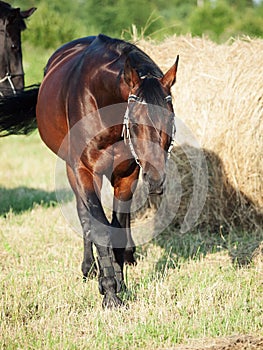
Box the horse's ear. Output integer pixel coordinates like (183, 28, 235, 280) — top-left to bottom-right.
(20, 7, 37, 19)
(124, 58, 140, 88)
(161, 55, 179, 89)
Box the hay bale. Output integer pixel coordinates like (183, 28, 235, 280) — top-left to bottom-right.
(134, 36, 263, 231)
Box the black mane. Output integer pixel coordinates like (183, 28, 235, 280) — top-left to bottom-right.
(127, 47, 167, 107)
(0, 1, 11, 11)
(139, 78, 168, 109)
(0, 1, 26, 30)
(0, 1, 11, 19)
(125, 49, 163, 80)
(98, 34, 163, 79)
(97, 34, 166, 107)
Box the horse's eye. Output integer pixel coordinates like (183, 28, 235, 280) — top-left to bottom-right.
(11, 44, 17, 50)
(131, 123, 139, 133)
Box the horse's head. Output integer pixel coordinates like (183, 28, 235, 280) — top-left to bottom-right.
(0, 2, 36, 95)
(123, 55, 179, 195)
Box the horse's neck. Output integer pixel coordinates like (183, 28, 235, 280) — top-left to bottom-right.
(93, 69, 129, 107)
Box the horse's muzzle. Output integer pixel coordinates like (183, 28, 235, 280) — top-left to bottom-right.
(148, 182, 165, 195)
(143, 172, 166, 196)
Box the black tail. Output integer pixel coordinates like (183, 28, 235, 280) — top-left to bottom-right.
(0, 85, 39, 136)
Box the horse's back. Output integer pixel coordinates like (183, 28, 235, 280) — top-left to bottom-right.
(36, 34, 136, 159)
(36, 38, 98, 158)
(44, 36, 97, 75)
(36, 35, 122, 159)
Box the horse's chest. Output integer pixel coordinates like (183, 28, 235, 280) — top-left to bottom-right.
(82, 139, 134, 179)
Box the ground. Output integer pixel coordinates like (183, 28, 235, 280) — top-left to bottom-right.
(173, 336, 263, 350)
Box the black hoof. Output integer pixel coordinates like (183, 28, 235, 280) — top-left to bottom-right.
(102, 293, 124, 309)
(124, 250, 137, 266)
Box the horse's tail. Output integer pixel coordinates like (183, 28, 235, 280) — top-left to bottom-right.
(0, 85, 39, 136)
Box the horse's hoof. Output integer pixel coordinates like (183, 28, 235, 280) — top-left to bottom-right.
(124, 251, 137, 266)
(102, 293, 124, 309)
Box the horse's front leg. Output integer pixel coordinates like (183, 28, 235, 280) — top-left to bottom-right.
(73, 165, 125, 308)
(111, 208, 136, 267)
(111, 166, 140, 271)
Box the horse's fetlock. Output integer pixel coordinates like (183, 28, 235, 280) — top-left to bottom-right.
(102, 293, 124, 309)
(99, 276, 117, 295)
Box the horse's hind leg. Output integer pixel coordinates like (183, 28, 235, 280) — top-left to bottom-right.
(123, 213, 136, 265)
(66, 164, 97, 279)
(82, 239, 96, 279)
(82, 238, 96, 279)
(78, 202, 97, 279)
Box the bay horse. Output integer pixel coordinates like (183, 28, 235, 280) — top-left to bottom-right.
(0, 1, 36, 95)
(0, 34, 179, 307)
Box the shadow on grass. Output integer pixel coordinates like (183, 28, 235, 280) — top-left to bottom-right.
(0, 186, 72, 216)
(152, 228, 263, 272)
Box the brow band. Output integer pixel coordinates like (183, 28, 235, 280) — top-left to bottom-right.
(128, 94, 140, 102)
(128, 94, 172, 104)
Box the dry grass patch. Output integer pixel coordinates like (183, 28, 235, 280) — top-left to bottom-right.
(1, 36, 263, 349)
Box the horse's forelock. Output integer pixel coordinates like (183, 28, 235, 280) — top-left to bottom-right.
(138, 77, 167, 109)
(0, 2, 26, 30)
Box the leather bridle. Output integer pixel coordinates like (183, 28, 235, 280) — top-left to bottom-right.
(0, 23, 24, 96)
(121, 93, 176, 168)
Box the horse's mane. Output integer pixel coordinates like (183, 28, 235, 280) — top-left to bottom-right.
(97, 34, 166, 107)
(0, 1, 11, 10)
(0, 1, 27, 30)
(0, 1, 11, 18)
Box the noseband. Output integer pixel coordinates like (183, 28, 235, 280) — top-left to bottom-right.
(121, 93, 176, 168)
(0, 73, 22, 95)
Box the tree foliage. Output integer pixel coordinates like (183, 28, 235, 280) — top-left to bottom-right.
(21, 3, 86, 49)
(189, 2, 234, 40)
(9, 0, 263, 49)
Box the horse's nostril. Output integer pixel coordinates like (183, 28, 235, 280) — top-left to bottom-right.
(149, 185, 163, 195)
(147, 178, 165, 195)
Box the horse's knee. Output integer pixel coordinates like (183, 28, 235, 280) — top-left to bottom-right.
(98, 276, 118, 294)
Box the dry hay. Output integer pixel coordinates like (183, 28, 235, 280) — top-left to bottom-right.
(134, 36, 263, 232)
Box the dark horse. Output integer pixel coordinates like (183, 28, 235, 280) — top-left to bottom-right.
(0, 1, 36, 95)
(0, 34, 178, 307)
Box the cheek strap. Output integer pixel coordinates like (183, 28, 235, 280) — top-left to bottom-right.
(121, 105, 142, 168)
(121, 93, 175, 166)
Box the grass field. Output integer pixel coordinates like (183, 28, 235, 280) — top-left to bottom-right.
(1, 36, 263, 349)
(0, 135, 263, 349)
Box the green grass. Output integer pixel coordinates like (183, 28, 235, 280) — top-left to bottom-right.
(22, 43, 54, 86)
(0, 135, 263, 349)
